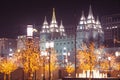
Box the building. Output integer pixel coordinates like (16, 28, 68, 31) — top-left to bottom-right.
(40, 6, 104, 63)
(0, 38, 17, 57)
(101, 14, 120, 47)
(0, 6, 104, 63)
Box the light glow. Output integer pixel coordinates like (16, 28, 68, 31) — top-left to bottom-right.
(27, 25, 33, 38)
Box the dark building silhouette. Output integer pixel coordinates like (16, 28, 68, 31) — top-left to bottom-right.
(101, 14, 120, 47)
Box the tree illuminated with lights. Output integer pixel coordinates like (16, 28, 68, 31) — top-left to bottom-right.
(16, 39, 41, 80)
(45, 49, 58, 79)
(65, 63, 74, 76)
(0, 58, 17, 80)
(77, 43, 97, 77)
(100, 54, 116, 72)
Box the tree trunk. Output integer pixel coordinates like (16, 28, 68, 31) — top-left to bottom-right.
(28, 72, 33, 80)
(4, 74, 6, 80)
(8, 74, 11, 80)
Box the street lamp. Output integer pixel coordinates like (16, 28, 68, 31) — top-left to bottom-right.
(41, 51, 48, 80)
(67, 52, 70, 62)
(46, 41, 54, 80)
(108, 57, 111, 77)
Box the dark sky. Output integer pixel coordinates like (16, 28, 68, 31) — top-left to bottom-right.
(0, 0, 120, 38)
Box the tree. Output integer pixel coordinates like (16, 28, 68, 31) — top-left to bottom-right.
(45, 49, 58, 79)
(100, 53, 116, 71)
(65, 63, 75, 77)
(77, 43, 97, 78)
(16, 40, 42, 80)
(100, 60, 109, 71)
(0, 58, 17, 80)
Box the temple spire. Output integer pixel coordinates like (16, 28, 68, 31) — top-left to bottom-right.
(50, 8, 59, 32)
(41, 16, 49, 33)
(59, 20, 66, 36)
(87, 5, 94, 20)
(60, 20, 64, 31)
(60, 20, 63, 28)
(43, 16, 47, 24)
(51, 8, 57, 23)
(87, 5, 95, 29)
(96, 16, 101, 25)
(80, 11, 86, 24)
(77, 11, 87, 30)
(96, 16, 103, 33)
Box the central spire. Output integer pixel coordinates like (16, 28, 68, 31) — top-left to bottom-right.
(50, 8, 59, 33)
(87, 5, 95, 29)
(51, 8, 57, 23)
(87, 5, 94, 20)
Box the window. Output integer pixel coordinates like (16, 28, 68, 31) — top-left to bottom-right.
(56, 43, 58, 45)
(60, 43, 62, 45)
(71, 41, 73, 44)
(57, 50, 58, 53)
(67, 42, 70, 44)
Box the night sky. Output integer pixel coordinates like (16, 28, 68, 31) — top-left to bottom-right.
(0, 0, 120, 38)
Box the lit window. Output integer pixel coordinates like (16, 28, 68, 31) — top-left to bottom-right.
(67, 42, 70, 44)
(9, 42, 12, 45)
(56, 29, 59, 32)
(106, 27, 109, 29)
(9, 48, 12, 52)
(80, 26, 82, 29)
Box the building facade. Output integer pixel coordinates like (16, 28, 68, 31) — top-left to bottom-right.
(0, 38, 17, 57)
(40, 6, 104, 63)
(101, 14, 120, 47)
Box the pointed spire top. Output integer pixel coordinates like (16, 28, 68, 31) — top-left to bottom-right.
(43, 16, 48, 25)
(96, 16, 99, 21)
(41, 16, 49, 33)
(96, 16, 102, 29)
(59, 20, 66, 36)
(82, 11, 84, 16)
(89, 5, 92, 15)
(60, 20, 63, 28)
(87, 5, 94, 19)
(81, 11, 86, 20)
(96, 16, 100, 24)
(44, 16, 47, 21)
(79, 11, 86, 25)
(51, 8, 56, 23)
(60, 20, 63, 25)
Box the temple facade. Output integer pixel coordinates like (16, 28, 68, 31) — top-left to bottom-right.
(40, 6, 104, 63)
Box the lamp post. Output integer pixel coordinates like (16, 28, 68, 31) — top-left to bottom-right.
(46, 41, 54, 80)
(115, 51, 120, 77)
(41, 51, 48, 80)
(67, 52, 70, 63)
(63, 47, 67, 67)
(108, 57, 111, 77)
